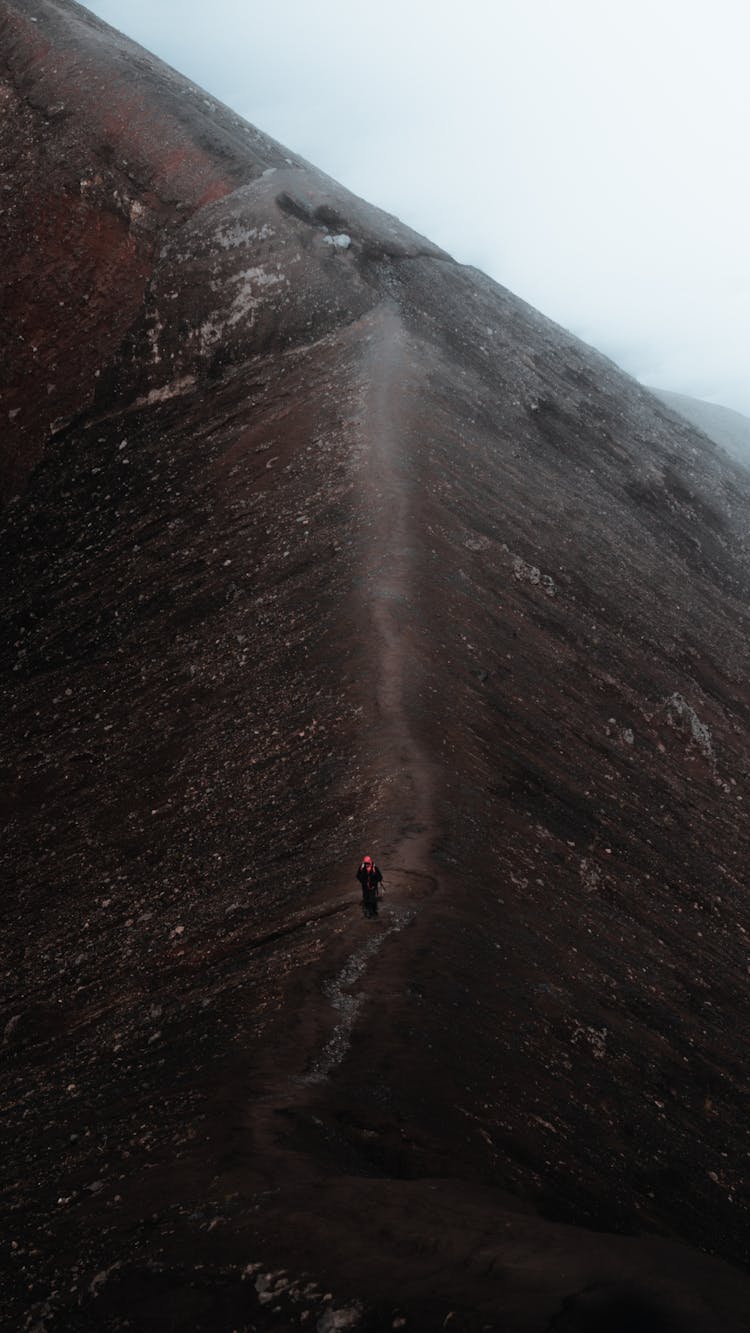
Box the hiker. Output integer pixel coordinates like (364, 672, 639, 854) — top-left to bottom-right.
(356, 854, 383, 918)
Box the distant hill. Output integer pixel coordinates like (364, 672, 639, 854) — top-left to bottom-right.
(651, 388, 750, 464)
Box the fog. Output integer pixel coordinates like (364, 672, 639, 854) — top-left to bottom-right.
(83, 0, 750, 416)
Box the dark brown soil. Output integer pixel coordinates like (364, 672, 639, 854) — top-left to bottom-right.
(2, 3, 750, 1330)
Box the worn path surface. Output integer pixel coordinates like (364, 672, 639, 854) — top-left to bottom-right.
(244, 303, 440, 1184)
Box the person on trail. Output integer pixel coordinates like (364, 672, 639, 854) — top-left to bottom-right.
(356, 854, 383, 919)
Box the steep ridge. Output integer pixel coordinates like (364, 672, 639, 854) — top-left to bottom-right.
(2, 3, 750, 1330)
(358, 304, 441, 884)
(651, 389, 750, 468)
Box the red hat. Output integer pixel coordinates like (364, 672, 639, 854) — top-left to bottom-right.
(363, 855, 372, 865)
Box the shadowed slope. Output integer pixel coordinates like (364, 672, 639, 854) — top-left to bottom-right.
(2, 3, 750, 1330)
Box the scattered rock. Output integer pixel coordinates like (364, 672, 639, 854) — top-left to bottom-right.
(3, 1014, 22, 1044)
(317, 1304, 362, 1332)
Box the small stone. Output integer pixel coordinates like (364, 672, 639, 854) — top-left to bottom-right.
(3, 1014, 21, 1044)
(323, 233, 351, 251)
(317, 1306, 362, 1332)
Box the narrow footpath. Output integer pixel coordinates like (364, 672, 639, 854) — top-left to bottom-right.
(247, 302, 441, 1165)
(356, 302, 441, 896)
(298, 302, 442, 1092)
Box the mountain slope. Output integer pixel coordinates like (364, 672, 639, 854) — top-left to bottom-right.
(2, 3, 750, 1330)
(0, 0, 306, 501)
(652, 388, 750, 466)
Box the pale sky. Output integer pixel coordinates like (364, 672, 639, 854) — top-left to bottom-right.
(83, 0, 750, 415)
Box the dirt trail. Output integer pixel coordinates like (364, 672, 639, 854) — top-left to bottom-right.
(246, 304, 440, 1162)
(357, 301, 441, 897)
(296, 303, 444, 1087)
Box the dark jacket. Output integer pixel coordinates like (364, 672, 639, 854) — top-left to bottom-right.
(356, 863, 383, 894)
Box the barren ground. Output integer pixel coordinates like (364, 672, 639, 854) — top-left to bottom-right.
(2, 3, 750, 1330)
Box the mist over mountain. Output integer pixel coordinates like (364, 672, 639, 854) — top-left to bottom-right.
(651, 389, 750, 468)
(2, 3, 750, 1330)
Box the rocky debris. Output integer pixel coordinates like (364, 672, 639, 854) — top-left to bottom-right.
(512, 553, 556, 596)
(317, 1304, 363, 1331)
(2, 1, 750, 1330)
